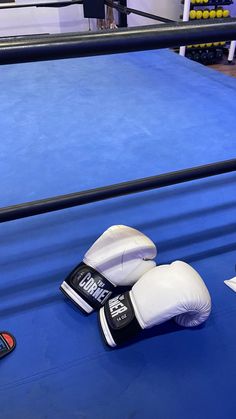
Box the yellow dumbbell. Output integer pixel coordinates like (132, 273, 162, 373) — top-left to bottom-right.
(189, 10, 197, 19)
(203, 0, 209, 3)
(194, 44, 200, 48)
(213, 42, 220, 47)
(220, 41, 226, 46)
(222, 9, 230, 18)
(196, 10, 203, 19)
(216, 8, 223, 18)
(195, 0, 202, 3)
(206, 43, 213, 47)
(200, 43, 206, 48)
(191, 0, 196, 3)
(209, 9, 216, 19)
(202, 9, 210, 18)
(187, 45, 193, 49)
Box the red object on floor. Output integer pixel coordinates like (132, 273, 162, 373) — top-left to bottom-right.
(0, 332, 16, 359)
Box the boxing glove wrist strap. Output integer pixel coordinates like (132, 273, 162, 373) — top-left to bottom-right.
(62, 262, 114, 312)
(103, 292, 142, 346)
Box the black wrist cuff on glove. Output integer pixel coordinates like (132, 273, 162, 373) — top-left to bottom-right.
(102, 292, 142, 346)
(60, 262, 114, 313)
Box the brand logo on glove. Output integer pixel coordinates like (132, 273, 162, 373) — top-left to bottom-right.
(76, 271, 112, 304)
(104, 292, 137, 333)
(109, 295, 128, 320)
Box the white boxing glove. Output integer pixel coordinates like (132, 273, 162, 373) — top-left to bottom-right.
(99, 261, 211, 347)
(60, 225, 157, 314)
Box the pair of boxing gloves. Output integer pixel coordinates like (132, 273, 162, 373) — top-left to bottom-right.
(60, 225, 211, 348)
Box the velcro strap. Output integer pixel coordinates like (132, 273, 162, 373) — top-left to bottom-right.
(65, 262, 114, 310)
(104, 292, 142, 345)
